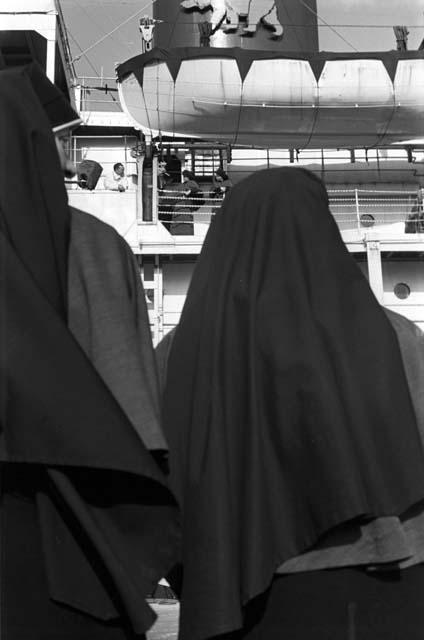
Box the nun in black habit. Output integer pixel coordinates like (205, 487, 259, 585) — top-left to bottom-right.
(0, 66, 179, 637)
(160, 168, 424, 640)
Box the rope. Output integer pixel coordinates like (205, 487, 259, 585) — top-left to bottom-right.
(155, 64, 162, 140)
(188, 99, 411, 109)
(332, 196, 411, 202)
(157, 207, 421, 218)
(160, 190, 419, 197)
(141, 83, 154, 139)
(346, 189, 418, 194)
(332, 203, 417, 208)
(136, 88, 418, 108)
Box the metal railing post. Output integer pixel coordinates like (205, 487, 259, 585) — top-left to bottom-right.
(366, 240, 384, 303)
(355, 188, 360, 231)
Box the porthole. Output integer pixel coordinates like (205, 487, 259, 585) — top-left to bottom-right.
(360, 214, 375, 228)
(394, 282, 411, 299)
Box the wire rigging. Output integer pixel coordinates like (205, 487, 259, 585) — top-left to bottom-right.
(70, 0, 157, 63)
(68, 30, 120, 110)
(297, 0, 359, 52)
(73, 0, 135, 57)
(68, 30, 100, 78)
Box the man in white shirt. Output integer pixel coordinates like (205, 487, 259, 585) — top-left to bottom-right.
(103, 162, 128, 192)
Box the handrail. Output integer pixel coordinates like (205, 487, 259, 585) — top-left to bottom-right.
(156, 188, 424, 234)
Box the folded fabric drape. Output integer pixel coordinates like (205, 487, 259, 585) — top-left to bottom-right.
(0, 64, 179, 638)
(162, 167, 424, 640)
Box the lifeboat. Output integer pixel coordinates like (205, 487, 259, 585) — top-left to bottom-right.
(116, 47, 424, 149)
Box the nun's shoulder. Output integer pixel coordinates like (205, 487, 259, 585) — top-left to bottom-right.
(69, 206, 134, 264)
(384, 307, 424, 341)
(70, 206, 123, 245)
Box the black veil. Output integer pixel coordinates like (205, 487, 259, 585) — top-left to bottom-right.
(163, 168, 424, 640)
(0, 65, 178, 636)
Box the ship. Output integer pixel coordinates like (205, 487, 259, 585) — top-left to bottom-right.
(2, 0, 423, 344)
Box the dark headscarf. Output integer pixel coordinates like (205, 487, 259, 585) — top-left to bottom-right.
(182, 169, 196, 181)
(0, 66, 178, 633)
(215, 167, 229, 181)
(162, 168, 424, 640)
(0, 65, 71, 313)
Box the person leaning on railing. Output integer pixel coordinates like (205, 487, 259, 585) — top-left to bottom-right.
(210, 168, 232, 213)
(211, 167, 232, 198)
(103, 162, 128, 192)
(169, 170, 204, 236)
(180, 169, 202, 202)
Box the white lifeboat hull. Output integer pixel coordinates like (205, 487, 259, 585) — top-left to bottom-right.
(117, 48, 424, 149)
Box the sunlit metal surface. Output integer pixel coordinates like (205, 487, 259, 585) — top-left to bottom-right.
(118, 49, 424, 148)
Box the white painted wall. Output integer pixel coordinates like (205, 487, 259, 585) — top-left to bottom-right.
(383, 258, 424, 328)
(70, 136, 138, 187)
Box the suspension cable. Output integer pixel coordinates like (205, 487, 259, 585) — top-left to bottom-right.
(70, 0, 158, 63)
(297, 0, 359, 52)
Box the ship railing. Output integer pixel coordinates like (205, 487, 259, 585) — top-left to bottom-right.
(158, 189, 219, 209)
(157, 187, 424, 235)
(157, 189, 222, 224)
(73, 76, 122, 113)
(328, 188, 422, 234)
